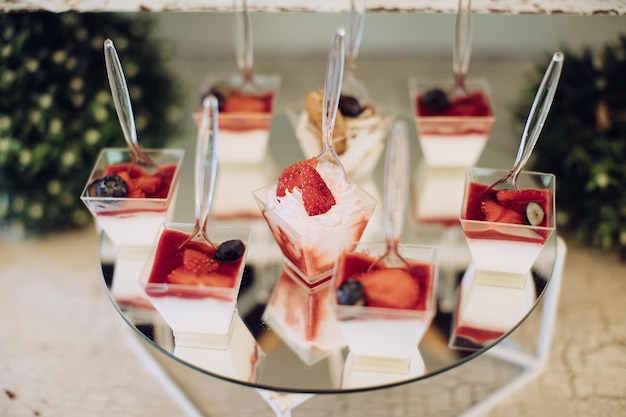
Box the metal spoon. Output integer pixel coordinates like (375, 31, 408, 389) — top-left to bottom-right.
(103, 39, 159, 170)
(485, 52, 564, 193)
(316, 26, 349, 183)
(367, 120, 412, 271)
(342, 0, 370, 103)
(178, 95, 219, 250)
(451, 0, 473, 97)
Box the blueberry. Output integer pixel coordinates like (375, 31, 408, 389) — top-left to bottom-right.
(339, 94, 364, 117)
(420, 88, 450, 113)
(202, 85, 231, 112)
(525, 201, 545, 226)
(337, 279, 365, 306)
(90, 175, 128, 198)
(215, 239, 245, 262)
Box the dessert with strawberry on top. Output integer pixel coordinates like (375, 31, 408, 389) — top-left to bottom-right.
(332, 243, 437, 370)
(195, 75, 280, 163)
(460, 167, 555, 276)
(410, 79, 495, 167)
(140, 224, 251, 340)
(81, 148, 184, 247)
(253, 157, 376, 285)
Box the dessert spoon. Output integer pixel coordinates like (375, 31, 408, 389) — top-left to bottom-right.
(367, 119, 412, 271)
(104, 39, 159, 170)
(234, 0, 261, 94)
(342, 0, 370, 103)
(451, 0, 473, 96)
(178, 95, 219, 250)
(485, 52, 564, 193)
(316, 26, 349, 183)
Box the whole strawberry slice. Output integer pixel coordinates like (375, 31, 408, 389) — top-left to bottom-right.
(182, 248, 219, 275)
(357, 268, 420, 310)
(481, 199, 524, 224)
(276, 158, 336, 216)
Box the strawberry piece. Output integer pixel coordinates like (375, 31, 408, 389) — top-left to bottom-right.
(182, 248, 219, 275)
(127, 188, 146, 198)
(136, 174, 163, 194)
(357, 268, 420, 309)
(167, 269, 201, 285)
(223, 94, 267, 113)
(276, 158, 336, 216)
(481, 199, 524, 224)
(198, 273, 235, 288)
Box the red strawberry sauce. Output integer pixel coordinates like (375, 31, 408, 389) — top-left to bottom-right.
(463, 182, 552, 243)
(416, 91, 492, 117)
(336, 252, 434, 311)
(145, 229, 243, 299)
(219, 91, 275, 131)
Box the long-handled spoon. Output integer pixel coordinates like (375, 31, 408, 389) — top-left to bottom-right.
(104, 39, 159, 170)
(342, 0, 370, 103)
(367, 119, 411, 271)
(451, 0, 473, 96)
(234, 0, 261, 94)
(178, 95, 220, 250)
(316, 26, 349, 183)
(485, 52, 564, 193)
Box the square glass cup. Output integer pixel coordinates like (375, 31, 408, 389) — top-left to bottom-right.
(138, 223, 252, 344)
(409, 78, 495, 167)
(459, 167, 556, 278)
(194, 73, 281, 164)
(81, 147, 185, 247)
(252, 183, 377, 285)
(331, 242, 438, 373)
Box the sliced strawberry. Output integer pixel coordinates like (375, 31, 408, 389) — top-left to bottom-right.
(223, 94, 267, 113)
(127, 188, 146, 198)
(167, 268, 201, 285)
(357, 268, 420, 309)
(276, 158, 335, 216)
(496, 189, 546, 208)
(481, 199, 524, 224)
(182, 248, 219, 275)
(136, 174, 163, 194)
(198, 273, 235, 288)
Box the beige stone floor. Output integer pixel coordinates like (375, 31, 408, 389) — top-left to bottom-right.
(1, 225, 624, 417)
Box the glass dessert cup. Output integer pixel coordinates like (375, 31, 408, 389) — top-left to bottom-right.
(285, 101, 394, 180)
(139, 222, 252, 347)
(261, 264, 346, 366)
(331, 241, 438, 374)
(194, 73, 280, 164)
(252, 183, 377, 286)
(173, 312, 266, 382)
(460, 167, 556, 288)
(409, 78, 495, 167)
(81, 147, 185, 248)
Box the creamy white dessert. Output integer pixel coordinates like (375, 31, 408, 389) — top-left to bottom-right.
(417, 133, 489, 167)
(412, 164, 466, 226)
(465, 238, 546, 278)
(254, 159, 376, 283)
(96, 210, 176, 247)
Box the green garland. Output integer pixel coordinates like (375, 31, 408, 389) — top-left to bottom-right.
(514, 36, 626, 260)
(0, 12, 185, 236)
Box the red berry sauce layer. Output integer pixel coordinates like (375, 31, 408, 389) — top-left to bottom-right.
(336, 252, 434, 311)
(416, 91, 492, 117)
(103, 162, 177, 199)
(146, 229, 244, 299)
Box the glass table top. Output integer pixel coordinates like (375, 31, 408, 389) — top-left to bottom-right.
(96, 114, 559, 395)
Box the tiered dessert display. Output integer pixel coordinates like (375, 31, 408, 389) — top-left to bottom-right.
(82, 40, 185, 308)
(452, 52, 563, 349)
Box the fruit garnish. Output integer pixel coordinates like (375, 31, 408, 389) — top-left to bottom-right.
(338, 94, 364, 117)
(480, 199, 524, 224)
(136, 175, 163, 194)
(420, 88, 450, 113)
(182, 248, 220, 275)
(525, 201, 545, 226)
(337, 279, 365, 306)
(89, 174, 128, 198)
(215, 239, 245, 262)
(224, 94, 267, 113)
(276, 158, 336, 216)
(357, 268, 420, 310)
(203, 84, 231, 111)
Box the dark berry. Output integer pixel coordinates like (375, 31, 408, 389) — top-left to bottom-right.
(90, 175, 128, 198)
(202, 85, 231, 112)
(215, 239, 245, 262)
(337, 279, 365, 306)
(338, 94, 364, 117)
(420, 88, 450, 113)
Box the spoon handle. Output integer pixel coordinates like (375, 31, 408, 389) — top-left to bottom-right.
(103, 39, 155, 168)
(383, 120, 410, 248)
(511, 52, 564, 181)
(346, 0, 366, 72)
(200, 96, 219, 232)
(234, 0, 254, 83)
(321, 26, 345, 155)
(193, 97, 212, 230)
(453, 0, 473, 89)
